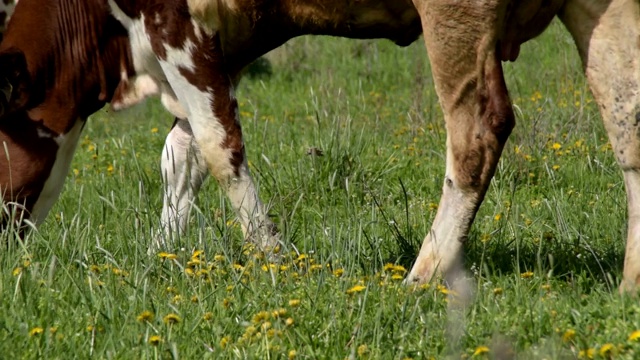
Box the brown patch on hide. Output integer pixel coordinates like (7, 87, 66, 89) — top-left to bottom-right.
(143, 5, 246, 176)
(0, 0, 134, 225)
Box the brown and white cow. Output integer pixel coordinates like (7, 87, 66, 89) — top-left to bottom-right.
(0, 0, 134, 229)
(2, 0, 640, 292)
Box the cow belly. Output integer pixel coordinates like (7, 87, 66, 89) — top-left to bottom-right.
(30, 119, 85, 225)
(108, 0, 188, 118)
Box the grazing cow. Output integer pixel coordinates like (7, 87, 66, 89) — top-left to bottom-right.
(0, 0, 134, 229)
(2, 0, 640, 293)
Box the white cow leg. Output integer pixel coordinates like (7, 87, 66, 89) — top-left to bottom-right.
(157, 118, 209, 247)
(559, 0, 640, 292)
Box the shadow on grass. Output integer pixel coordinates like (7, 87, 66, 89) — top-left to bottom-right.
(383, 225, 624, 291)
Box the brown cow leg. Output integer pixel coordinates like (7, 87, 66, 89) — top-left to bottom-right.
(559, 0, 640, 292)
(406, 0, 515, 285)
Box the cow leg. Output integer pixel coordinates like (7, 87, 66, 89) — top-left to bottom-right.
(157, 118, 209, 246)
(145, 27, 279, 254)
(559, 0, 640, 292)
(406, 0, 515, 285)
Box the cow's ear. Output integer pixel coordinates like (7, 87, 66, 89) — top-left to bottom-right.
(0, 48, 30, 117)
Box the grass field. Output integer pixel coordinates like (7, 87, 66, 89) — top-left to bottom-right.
(2, 20, 640, 359)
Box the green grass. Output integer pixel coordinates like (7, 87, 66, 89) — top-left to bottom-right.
(3, 20, 640, 358)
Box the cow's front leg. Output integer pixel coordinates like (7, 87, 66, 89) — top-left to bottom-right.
(559, 0, 640, 292)
(147, 25, 279, 254)
(406, 0, 515, 285)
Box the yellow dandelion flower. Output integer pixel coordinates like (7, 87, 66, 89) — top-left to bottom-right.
(158, 252, 177, 260)
(599, 343, 615, 357)
(49, 326, 58, 334)
(190, 249, 203, 260)
(296, 254, 308, 262)
(628, 329, 640, 341)
(391, 274, 404, 281)
(190, 295, 199, 303)
(148, 335, 162, 346)
(163, 313, 181, 324)
(346, 285, 367, 294)
(520, 271, 534, 279)
(184, 268, 194, 276)
(541, 284, 551, 292)
(107, 164, 114, 173)
(578, 348, 595, 359)
(392, 265, 407, 273)
(288, 299, 301, 307)
(244, 325, 257, 336)
(437, 284, 450, 295)
(562, 329, 576, 342)
(357, 344, 369, 357)
(494, 213, 502, 221)
(187, 259, 201, 267)
(222, 297, 231, 308)
(203, 312, 214, 321)
(151, 127, 159, 134)
(333, 268, 345, 277)
(136, 310, 154, 323)
(252, 311, 270, 324)
(288, 349, 297, 360)
(220, 336, 231, 348)
(29, 327, 44, 337)
(232, 263, 244, 270)
(383, 263, 395, 271)
(552, 164, 560, 171)
(213, 254, 225, 262)
(272, 308, 287, 318)
(196, 269, 209, 277)
(12, 267, 22, 276)
(285, 317, 294, 326)
(261, 321, 272, 330)
(552, 142, 562, 150)
(309, 264, 323, 271)
(280, 265, 289, 271)
(473, 345, 489, 356)
(493, 288, 503, 295)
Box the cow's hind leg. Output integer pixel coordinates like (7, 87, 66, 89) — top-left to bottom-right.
(559, 0, 640, 292)
(157, 118, 209, 246)
(406, 0, 515, 285)
(145, 20, 279, 254)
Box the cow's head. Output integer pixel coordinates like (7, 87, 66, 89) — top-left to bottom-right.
(0, 47, 30, 117)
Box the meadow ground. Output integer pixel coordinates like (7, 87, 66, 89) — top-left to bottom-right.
(2, 20, 640, 359)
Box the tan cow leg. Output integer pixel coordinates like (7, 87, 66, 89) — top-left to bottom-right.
(406, 0, 515, 285)
(559, 0, 640, 292)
